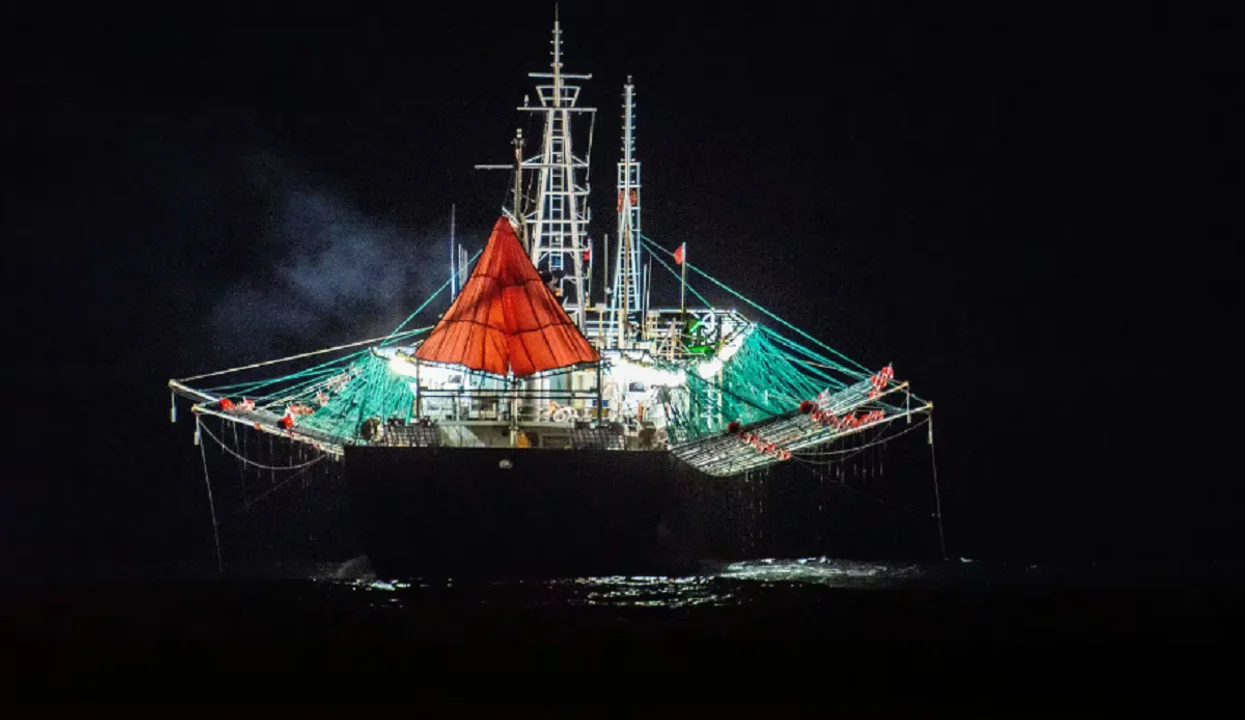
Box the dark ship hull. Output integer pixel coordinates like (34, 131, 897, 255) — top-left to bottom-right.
(347, 446, 685, 578)
(346, 433, 934, 578)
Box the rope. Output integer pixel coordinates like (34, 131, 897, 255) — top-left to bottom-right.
(205, 349, 367, 395)
(758, 327, 863, 380)
(929, 412, 947, 560)
(243, 365, 365, 410)
(641, 234, 872, 376)
(645, 241, 716, 309)
(381, 248, 483, 344)
(178, 328, 429, 382)
(198, 421, 327, 471)
(230, 454, 328, 515)
(196, 418, 223, 574)
(644, 233, 866, 394)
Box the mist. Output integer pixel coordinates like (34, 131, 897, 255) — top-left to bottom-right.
(164, 142, 456, 370)
(210, 186, 446, 361)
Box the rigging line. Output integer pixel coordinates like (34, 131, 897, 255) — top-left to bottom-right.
(209, 373, 338, 398)
(383, 249, 484, 343)
(645, 239, 715, 308)
(196, 418, 223, 574)
(198, 421, 326, 471)
(178, 328, 430, 383)
(641, 234, 872, 376)
(792, 358, 851, 371)
(502, 167, 515, 216)
(684, 373, 783, 419)
(232, 421, 246, 507)
(518, 102, 537, 213)
(930, 413, 948, 560)
(586, 106, 595, 167)
(759, 328, 859, 379)
(247, 364, 369, 407)
(205, 355, 360, 395)
(747, 335, 842, 391)
(243, 373, 348, 407)
(761, 348, 841, 386)
(228, 455, 328, 517)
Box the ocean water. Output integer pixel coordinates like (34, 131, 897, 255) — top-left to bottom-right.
(6, 556, 1240, 700)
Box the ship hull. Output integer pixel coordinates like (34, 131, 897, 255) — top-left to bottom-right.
(346, 446, 689, 578)
(347, 434, 934, 579)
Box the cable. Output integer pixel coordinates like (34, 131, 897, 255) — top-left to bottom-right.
(230, 454, 328, 516)
(645, 239, 716, 309)
(178, 328, 428, 383)
(382, 249, 482, 344)
(642, 234, 872, 376)
(929, 413, 947, 560)
(196, 418, 223, 574)
(198, 420, 326, 471)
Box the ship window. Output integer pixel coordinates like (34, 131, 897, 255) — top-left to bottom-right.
(628, 381, 647, 393)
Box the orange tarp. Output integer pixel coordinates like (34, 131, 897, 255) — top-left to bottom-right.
(415, 216, 600, 377)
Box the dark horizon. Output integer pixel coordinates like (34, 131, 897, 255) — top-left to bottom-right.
(5, 4, 1235, 581)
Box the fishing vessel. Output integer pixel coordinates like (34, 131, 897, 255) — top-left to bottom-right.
(168, 14, 939, 578)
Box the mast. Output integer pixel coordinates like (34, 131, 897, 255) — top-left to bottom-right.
(473, 11, 596, 314)
(643, 259, 651, 341)
(601, 232, 609, 348)
(521, 11, 596, 330)
(612, 76, 642, 348)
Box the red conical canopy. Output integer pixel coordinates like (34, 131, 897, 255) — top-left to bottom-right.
(415, 216, 600, 377)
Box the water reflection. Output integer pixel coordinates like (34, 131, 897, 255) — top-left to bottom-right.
(717, 557, 924, 587)
(550, 575, 736, 608)
(319, 556, 937, 609)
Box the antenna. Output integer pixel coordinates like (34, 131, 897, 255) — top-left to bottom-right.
(552, 5, 562, 109)
(612, 76, 642, 348)
(449, 204, 457, 301)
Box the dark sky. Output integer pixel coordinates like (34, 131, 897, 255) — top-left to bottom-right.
(5, 3, 1237, 579)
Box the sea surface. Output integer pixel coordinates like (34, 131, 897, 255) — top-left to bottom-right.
(6, 556, 1242, 703)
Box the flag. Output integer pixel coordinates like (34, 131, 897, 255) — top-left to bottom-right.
(673, 242, 685, 265)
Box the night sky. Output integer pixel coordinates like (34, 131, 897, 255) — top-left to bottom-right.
(5, 3, 1236, 581)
